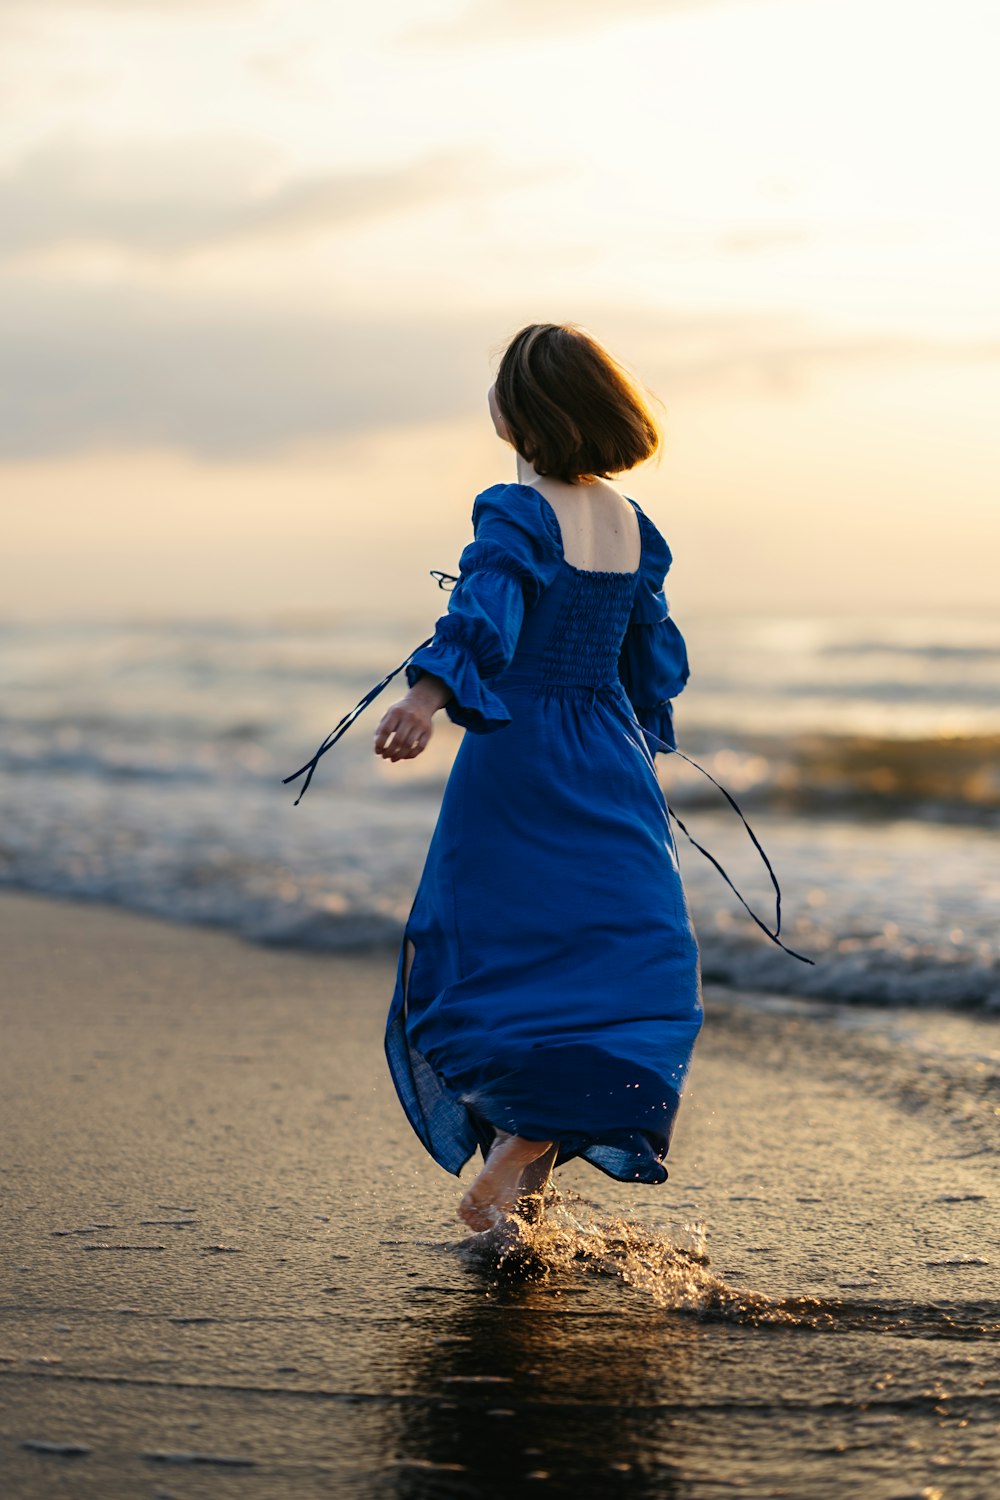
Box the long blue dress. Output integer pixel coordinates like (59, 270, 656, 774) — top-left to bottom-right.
(384, 481, 702, 1186)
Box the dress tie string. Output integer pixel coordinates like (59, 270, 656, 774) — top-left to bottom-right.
(282, 567, 814, 966)
(637, 729, 815, 966)
(281, 570, 459, 807)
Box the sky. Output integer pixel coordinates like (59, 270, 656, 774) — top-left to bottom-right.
(1, 0, 997, 620)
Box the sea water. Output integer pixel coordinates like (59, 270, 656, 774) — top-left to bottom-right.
(2, 607, 998, 1009)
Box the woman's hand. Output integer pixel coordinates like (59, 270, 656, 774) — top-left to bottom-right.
(373, 674, 451, 762)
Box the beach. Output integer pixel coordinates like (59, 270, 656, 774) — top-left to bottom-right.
(2, 888, 997, 1499)
(5, 0, 999, 1493)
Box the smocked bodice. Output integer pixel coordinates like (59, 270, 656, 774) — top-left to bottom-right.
(496, 561, 639, 691)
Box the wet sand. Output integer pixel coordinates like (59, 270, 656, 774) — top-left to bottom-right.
(1, 890, 997, 1499)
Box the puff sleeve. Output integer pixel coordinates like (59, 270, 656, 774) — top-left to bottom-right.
(617, 505, 690, 755)
(405, 483, 561, 734)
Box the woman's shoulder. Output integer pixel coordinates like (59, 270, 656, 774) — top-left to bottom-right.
(471, 481, 562, 553)
(460, 482, 562, 600)
(623, 496, 673, 586)
(471, 481, 673, 577)
(618, 498, 673, 625)
(473, 480, 543, 513)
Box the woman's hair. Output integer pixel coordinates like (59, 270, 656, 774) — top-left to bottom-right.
(492, 322, 663, 483)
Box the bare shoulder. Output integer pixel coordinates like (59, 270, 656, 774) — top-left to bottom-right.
(526, 476, 641, 571)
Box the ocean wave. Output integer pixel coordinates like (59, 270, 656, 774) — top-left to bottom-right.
(664, 732, 1000, 824)
(3, 610, 998, 1011)
(1, 776, 996, 1011)
(4, 712, 999, 825)
(3, 866, 995, 1011)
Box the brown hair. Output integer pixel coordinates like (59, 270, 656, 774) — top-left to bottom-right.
(492, 322, 663, 484)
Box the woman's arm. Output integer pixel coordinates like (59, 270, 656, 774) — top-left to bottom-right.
(373, 672, 452, 762)
(617, 612, 689, 755)
(375, 485, 557, 763)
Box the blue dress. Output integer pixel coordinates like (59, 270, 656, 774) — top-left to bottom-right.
(384, 481, 702, 1186)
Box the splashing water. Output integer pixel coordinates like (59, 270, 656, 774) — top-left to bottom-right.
(452, 1186, 729, 1311)
(448, 1188, 1000, 1338)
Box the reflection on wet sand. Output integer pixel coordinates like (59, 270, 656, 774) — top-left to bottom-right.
(391, 1259, 699, 1498)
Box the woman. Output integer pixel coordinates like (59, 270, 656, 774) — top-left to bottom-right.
(373, 322, 702, 1233)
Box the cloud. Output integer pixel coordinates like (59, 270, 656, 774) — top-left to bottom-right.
(400, 0, 733, 47)
(618, 310, 1000, 398)
(1, 282, 997, 461)
(0, 140, 533, 259)
(0, 283, 502, 459)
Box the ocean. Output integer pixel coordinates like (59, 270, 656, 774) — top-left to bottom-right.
(2, 607, 998, 1010)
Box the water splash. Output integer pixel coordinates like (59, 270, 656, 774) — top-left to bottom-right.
(453, 1186, 730, 1311)
(451, 1189, 1000, 1339)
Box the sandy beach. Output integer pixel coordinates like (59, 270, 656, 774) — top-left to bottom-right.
(1, 889, 997, 1499)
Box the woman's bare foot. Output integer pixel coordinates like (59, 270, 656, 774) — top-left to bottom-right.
(458, 1132, 554, 1231)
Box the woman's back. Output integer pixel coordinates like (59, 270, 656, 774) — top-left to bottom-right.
(524, 476, 642, 575)
(491, 482, 645, 695)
